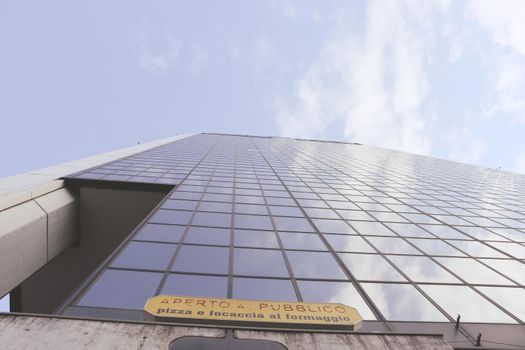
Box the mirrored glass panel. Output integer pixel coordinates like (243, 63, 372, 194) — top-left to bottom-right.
(162, 200, 198, 211)
(162, 274, 228, 298)
(407, 238, 466, 257)
(447, 240, 507, 258)
(234, 230, 280, 248)
(234, 214, 274, 230)
(134, 224, 185, 243)
(457, 226, 509, 241)
(313, 219, 356, 234)
(480, 259, 525, 285)
(335, 210, 375, 221)
(435, 258, 515, 285)
(273, 217, 315, 232)
(171, 245, 229, 274)
(349, 221, 395, 236)
(486, 242, 525, 259)
(232, 278, 297, 301)
(286, 251, 347, 279)
(192, 212, 232, 228)
(366, 237, 421, 254)
(385, 223, 434, 238)
(386, 255, 460, 283)
(78, 270, 162, 310)
(233, 248, 289, 277)
(298, 281, 376, 320)
(279, 232, 327, 250)
(361, 283, 448, 321)
(198, 201, 233, 213)
(324, 234, 375, 253)
(184, 226, 230, 246)
(339, 253, 406, 281)
(235, 204, 268, 215)
(476, 287, 525, 322)
(149, 209, 193, 226)
(270, 206, 304, 217)
(111, 242, 176, 271)
(420, 225, 470, 239)
(420, 285, 516, 323)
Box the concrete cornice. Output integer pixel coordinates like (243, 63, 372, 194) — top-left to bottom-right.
(0, 133, 195, 211)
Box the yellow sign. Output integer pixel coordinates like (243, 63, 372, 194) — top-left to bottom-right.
(144, 295, 363, 331)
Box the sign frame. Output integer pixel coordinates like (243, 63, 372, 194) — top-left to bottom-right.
(144, 295, 363, 332)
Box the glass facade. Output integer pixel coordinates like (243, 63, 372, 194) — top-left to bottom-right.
(67, 133, 525, 325)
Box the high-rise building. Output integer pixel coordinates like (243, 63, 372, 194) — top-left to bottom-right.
(1, 133, 524, 349)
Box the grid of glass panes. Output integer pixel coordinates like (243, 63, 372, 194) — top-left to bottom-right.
(69, 133, 525, 324)
(70, 135, 215, 185)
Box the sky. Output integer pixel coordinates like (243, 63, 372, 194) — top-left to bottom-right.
(0, 293, 7, 312)
(1, 0, 525, 178)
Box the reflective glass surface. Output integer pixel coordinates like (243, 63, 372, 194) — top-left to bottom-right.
(480, 259, 525, 285)
(447, 240, 507, 258)
(232, 278, 297, 301)
(476, 287, 525, 322)
(279, 232, 327, 250)
(134, 224, 184, 243)
(339, 253, 406, 281)
(385, 223, 434, 238)
(323, 234, 375, 253)
(69, 133, 525, 325)
(407, 238, 465, 256)
(298, 281, 376, 320)
(111, 242, 175, 271)
(78, 270, 162, 310)
(361, 283, 448, 321)
(386, 256, 460, 283)
(350, 221, 395, 236)
(171, 245, 229, 274)
(162, 274, 228, 298)
(286, 251, 347, 279)
(420, 285, 516, 323)
(233, 230, 280, 248)
(435, 258, 515, 285)
(184, 227, 230, 246)
(233, 248, 289, 277)
(366, 237, 421, 254)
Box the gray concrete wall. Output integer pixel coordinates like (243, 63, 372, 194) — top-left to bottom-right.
(17, 186, 167, 314)
(0, 315, 453, 350)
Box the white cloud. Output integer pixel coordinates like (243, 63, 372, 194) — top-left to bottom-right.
(252, 37, 274, 73)
(445, 127, 488, 165)
(483, 54, 525, 117)
(466, 1, 525, 122)
(512, 153, 525, 174)
(447, 39, 464, 63)
(465, 0, 525, 55)
(274, 0, 447, 155)
(229, 36, 279, 81)
(137, 27, 182, 75)
(188, 45, 209, 75)
(271, 0, 298, 19)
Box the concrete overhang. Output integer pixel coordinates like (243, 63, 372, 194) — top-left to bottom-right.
(0, 134, 194, 299)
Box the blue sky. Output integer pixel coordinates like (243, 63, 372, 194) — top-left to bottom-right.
(1, 0, 525, 178)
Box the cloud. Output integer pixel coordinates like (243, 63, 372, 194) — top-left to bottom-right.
(188, 45, 209, 74)
(466, 1, 525, 122)
(512, 153, 525, 174)
(447, 39, 464, 63)
(465, 0, 525, 55)
(274, 0, 448, 155)
(270, 0, 298, 19)
(445, 127, 488, 165)
(137, 27, 182, 75)
(482, 53, 525, 118)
